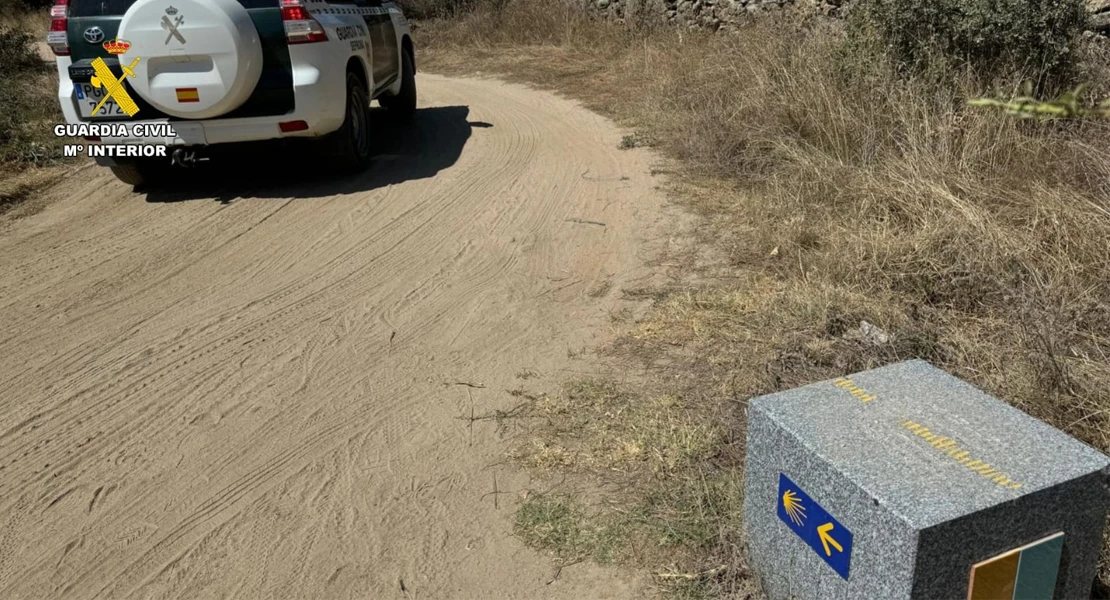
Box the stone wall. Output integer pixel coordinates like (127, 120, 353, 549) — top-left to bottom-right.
(587, 0, 838, 30)
(1093, 0, 1110, 32)
(588, 0, 1110, 34)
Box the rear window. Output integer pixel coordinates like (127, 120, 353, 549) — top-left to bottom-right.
(70, 0, 137, 17)
(71, 0, 273, 17)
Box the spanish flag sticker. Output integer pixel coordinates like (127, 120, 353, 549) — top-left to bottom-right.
(175, 88, 199, 103)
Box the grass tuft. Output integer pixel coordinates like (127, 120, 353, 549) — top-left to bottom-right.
(510, 379, 720, 476)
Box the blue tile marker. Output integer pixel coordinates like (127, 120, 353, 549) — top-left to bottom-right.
(777, 473, 854, 580)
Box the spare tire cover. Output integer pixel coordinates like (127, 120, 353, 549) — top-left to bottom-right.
(118, 0, 263, 119)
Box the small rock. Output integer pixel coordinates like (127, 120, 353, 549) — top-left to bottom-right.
(1084, 29, 1110, 47)
(1092, 11, 1110, 31)
(859, 320, 890, 346)
(1089, 0, 1110, 13)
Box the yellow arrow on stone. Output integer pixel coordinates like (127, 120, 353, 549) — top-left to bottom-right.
(817, 522, 843, 556)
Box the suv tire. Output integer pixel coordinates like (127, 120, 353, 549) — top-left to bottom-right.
(326, 71, 372, 172)
(380, 49, 416, 121)
(110, 160, 167, 187)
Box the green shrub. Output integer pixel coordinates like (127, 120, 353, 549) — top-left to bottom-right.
(0, 27, 65, 168)
(847, 0, 1089, 90)
(0, 28, 46, 75)
(397, 0, 496, 19)
(0, 0, 52, 13)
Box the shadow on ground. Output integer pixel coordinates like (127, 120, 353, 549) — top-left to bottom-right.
(143, 105, 488, 203)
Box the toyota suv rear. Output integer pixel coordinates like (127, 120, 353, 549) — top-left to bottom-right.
(47, 0, 416, 186)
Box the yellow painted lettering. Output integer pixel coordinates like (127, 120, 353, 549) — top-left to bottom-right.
(895, 415, 1024, 493)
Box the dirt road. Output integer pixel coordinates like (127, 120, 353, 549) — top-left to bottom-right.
(0, 74, 672, 598)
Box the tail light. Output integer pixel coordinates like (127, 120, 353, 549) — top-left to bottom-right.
(279, 120, 308, 132)
(281, 0, 327, 44)
(47, 0, 69, 56)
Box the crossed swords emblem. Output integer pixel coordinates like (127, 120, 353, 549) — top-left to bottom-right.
(161, 12, 186, 45)
(89, 56, 142, 117)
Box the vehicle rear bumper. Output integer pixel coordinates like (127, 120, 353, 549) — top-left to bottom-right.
(56, 48, 347, 147)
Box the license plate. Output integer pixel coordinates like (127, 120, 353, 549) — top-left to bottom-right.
(75, 83, 126, 118)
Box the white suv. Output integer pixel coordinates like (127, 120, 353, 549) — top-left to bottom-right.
(47, 0, 416, 185)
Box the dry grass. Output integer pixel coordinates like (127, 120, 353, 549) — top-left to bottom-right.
(420, 2, 1110, 595)
(510, 380, 720, 475)
(0, 0, 49, 31)
(496, 378, 751, 598)
(1, 13, 71, 213)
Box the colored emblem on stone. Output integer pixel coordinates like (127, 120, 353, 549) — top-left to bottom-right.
(776, 473, 853, 580)
(968, 533, 1064, 600)
(782, 488, 806, 527)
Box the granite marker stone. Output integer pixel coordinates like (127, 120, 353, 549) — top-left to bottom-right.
(743, 360, 1110, 599)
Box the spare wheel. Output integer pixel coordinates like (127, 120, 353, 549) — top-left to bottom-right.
(118, 0, 263, 119)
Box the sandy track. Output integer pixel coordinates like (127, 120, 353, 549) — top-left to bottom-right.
(0, 74, 671, 599)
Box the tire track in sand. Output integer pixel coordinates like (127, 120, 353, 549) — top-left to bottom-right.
(0, 74, 673, 599)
